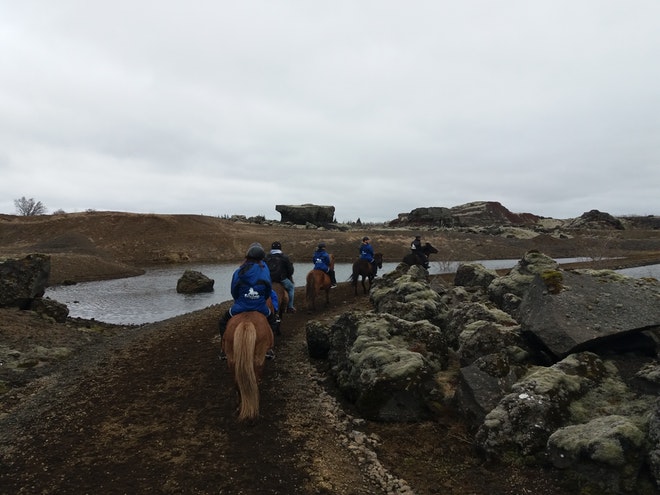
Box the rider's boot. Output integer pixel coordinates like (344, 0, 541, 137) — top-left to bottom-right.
(329, 270, 338, 288)
(268, 312, 281, 336)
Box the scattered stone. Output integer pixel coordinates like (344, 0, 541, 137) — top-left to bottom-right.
(176, 270, 214, 294)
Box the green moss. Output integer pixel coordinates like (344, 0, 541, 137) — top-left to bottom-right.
(541, 269, 564, 294)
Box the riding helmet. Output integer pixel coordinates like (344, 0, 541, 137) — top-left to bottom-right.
(362, 236, 370, 242)
(317, 242, 326, 249)
(246, 242, 265, 260)
(271, 241, 282, 250)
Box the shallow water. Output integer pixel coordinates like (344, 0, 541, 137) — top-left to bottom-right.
(45, 259, 659, 325)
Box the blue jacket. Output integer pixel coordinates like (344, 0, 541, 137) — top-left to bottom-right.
(359, 243, 374, 262)
(312, 249, 331, 272)
(229, 260, 272, 316)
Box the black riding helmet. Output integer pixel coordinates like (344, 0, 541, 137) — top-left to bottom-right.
(271, 241, 282, 250)
(246, 242, 265, 260)
(317, 242, 326, 249)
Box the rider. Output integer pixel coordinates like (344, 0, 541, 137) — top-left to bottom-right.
(411, 235, 429, 269)
(312, 242, 337, 288)
(359, 236, 377, 277)
(218, 242, 277, 360)
(265, 241, 296, 313)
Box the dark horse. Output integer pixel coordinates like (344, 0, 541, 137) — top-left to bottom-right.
(305, 253, 335, 312)
(350, 252, 383, 295)
(402, 242, 438, 267)
(221, 311, 274, 421)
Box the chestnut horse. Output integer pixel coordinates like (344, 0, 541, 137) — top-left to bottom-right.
(402, 242, 438, 267)
(351, 252, 383, 295)
(271, 282, 289, 333)
(221, 311, 274, 421)
(305, 253, 335, 312)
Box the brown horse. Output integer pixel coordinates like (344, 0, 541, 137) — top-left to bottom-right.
(272, 282, 289, 329)
(221, 311, 274, 421)
(305, 253, 335, 312)
(402, 242, 438, 267)
(351, 252, 383, 295)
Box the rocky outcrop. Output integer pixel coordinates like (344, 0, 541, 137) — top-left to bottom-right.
(307, 251, 660, 493)
(393, 207, 455, 227)
(176, 270, 214, 294)
(275, 204, 335, 225)
(565, 209, 625, 230)
(0, 254, 69, 322)
(390, 201, 540, 228)
(0, 254, 50, 309)
(520, 269, 660, 359)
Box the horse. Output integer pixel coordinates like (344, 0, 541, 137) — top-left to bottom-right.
(350, 252, 383, 295)
(271, 281, 289, 331)
(221, 311, 274, 421)
(402, 242, 439, 267)
(305, 253, 335, 312)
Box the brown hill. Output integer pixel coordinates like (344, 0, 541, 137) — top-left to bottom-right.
(2, 211, 660, 285)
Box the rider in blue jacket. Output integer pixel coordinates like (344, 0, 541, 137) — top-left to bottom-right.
(218, 242, 278, 359)
(359, 236, 377, 276)
(312, 242, 337, 287)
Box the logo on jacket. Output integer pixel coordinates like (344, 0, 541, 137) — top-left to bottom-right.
(244, 287, 260, 300)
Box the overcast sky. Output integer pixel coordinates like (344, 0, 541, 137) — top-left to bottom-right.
(1, 1, 658, 222)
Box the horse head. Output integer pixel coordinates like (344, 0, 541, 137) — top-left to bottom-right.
(374, 252, 383, 268)
(423, 243, 439, 256)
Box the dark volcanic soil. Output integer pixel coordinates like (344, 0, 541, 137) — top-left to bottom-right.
(0, 284, 573, 495)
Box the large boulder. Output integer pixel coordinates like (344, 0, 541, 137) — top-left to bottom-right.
(369, 264, 447, 326)
(647, 399, 660, 488)
(399, 206, 455, 227)
(0, 254, 51, 309)
(547, 415, 646, 493)
(454, 262, 498, 290)
(176, 270, 214, 294)
(307, 311, 449, 421)
(487, 250, 559, 316)
(275, 204, 335, 225)
(519, 269, 660, 359)
(475, 352, 611, 458)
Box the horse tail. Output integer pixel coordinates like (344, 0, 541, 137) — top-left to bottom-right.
(233, 321, 260, 421)
(350, 262, 359, 283)
(305, 271, 316, 310)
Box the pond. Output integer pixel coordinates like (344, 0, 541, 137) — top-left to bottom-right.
(45, 259, 660, 325)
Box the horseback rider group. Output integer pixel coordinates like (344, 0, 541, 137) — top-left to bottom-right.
(218, 235, 432, 359)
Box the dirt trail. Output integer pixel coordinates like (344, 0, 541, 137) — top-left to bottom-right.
(0, 285, 394, 494)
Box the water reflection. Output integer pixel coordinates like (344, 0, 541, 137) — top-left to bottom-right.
(45, 259, 660, 325)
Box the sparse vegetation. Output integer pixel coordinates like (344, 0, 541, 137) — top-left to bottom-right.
(13, 196, 47, 216)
